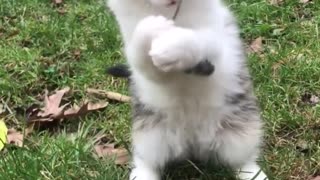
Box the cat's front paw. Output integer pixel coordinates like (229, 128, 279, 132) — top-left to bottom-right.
(149, 28, 203, 72)
(133, 15, 175, 45)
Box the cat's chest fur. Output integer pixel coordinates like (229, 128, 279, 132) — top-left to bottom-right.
(163, 102, 224, 135)
(150, 100, 226, 160)
(132, 75, 229, 152)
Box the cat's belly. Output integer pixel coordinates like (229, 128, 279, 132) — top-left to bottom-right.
(160, 105, 226, 160)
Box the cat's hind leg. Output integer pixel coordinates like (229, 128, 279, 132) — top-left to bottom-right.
(214, 120, 268, 180)
(130, 122, 184, 180)
(130, 156, 160, 180)
(130, 127, 166, 180)
(237, 161, 268, 180)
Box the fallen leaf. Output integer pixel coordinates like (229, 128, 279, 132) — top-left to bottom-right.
(272, 28, 285, 36)
(300, 0, 310, 3)
(309, 176, 320, 180)
(57, 8, 67, 15)
(0, 120, 8, 150)
(92, 133, 111, 145)
(296, 139, 309, 154)
(87, 88, 131, 103)
(52, 0, 63, 5)
(302, 93, 319, 105)
(248, 37, 263, 54)
(25, 122, 35, 135)
(7, 29, 19, 39)
(269, 0, 283, 5)
(310, 95, 320, 104)
(73, 49, 81, 60)
(37, 87, 71, 119)
(26, 87, 71, 132)
(6, 129, 23, 147)
(94, 144, 129, 165)
(26, 88, 109, 132)
(26, 104, 43, 120)
(63, 101, 109, 119)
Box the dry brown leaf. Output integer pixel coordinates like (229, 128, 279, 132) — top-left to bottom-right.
(7, 29, 20, 39)
(63, 101, 109, 118)
(269, 0, 283, 5)
(309, 176, 320, 180)
(26, 88, 109, 132)
(271, 60, 285, 77)
(52, 0, 63, 5)
(302, 93, 319, 105)
(57, 8, 67, 15)
(37, 87, 71, 119)
(25, 123, 35, 135)
(87, 88, 131, 103)
(271, 60, 285, 70)
(296, 139, 309, 153)
(6, 129, 23, 147)
(310, 95, 320, 105)
(73, 49, 81, 60)
(248, 37, 263, 54)
(300, 0, 310, 3)
(94, 144, 129, 165)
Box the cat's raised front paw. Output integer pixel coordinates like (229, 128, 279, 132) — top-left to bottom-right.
(134, 15, 175, 45)
(149, 28, 203, 72)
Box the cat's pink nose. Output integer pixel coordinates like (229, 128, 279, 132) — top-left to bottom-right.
(168, 0, 177, 6)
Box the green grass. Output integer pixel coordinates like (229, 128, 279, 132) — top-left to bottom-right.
(0, 0, 320, 179)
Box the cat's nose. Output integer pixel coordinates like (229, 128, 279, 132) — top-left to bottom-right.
(168, 0, 177, 6)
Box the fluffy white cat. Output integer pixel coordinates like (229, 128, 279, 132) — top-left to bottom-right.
(107, 0, 269, 179)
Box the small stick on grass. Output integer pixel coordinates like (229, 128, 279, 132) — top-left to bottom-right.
(86, 88, 131, 103)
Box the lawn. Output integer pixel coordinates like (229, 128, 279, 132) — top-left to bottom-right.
(0, 0, 319, 179)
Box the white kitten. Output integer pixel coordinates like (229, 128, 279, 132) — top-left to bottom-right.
(107, 0, 269, 180)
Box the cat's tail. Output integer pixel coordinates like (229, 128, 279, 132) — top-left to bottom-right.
(106, 64, 131, 78)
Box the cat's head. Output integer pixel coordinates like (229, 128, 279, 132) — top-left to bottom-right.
(148, 0, 180, 7)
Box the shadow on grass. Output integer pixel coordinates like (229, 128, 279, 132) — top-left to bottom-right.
(164, 160, 237, 180)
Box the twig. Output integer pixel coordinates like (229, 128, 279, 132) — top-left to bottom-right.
(186, 160, 205, 175)
(86, 88, 131, 103)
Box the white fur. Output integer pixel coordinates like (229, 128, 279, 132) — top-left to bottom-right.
(107, 0, 268, 179)
(150, 26, 204, 72)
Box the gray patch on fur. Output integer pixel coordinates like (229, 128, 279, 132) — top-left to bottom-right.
(223, 60, 261, 132)
(225, 92, 247, 105)
(130, 83, 166, 130)
(221, 104, 259, 131)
